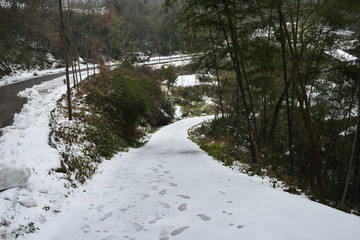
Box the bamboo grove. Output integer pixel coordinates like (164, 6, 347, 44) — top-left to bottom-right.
(166, 0, 360, 211)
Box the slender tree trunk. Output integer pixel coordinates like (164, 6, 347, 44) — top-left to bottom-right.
(239, 52, 259, 144)
(262, 22, 272, 148)
(206, 15, 225, 130)
(342, 71, 360, 205)
(71, 61, 76, 86)
(267, 86, 287, 148)
(281, 0, 322, 193)
(58, 0, 72, 120)
(77, 59, 82, 82)
(278, 1, 294, 174)
(215, 1, 259, 163)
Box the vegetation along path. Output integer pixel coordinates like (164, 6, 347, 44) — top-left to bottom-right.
(23, 117, 360, 240)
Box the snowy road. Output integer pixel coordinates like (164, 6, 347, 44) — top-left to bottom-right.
(22, 117, 360, 240)
(0, 72, 66, 130)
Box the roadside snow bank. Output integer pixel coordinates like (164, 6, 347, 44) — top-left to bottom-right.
(0, 70, 96, 239)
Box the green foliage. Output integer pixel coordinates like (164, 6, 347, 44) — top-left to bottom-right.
(49, 64, 173, 184)
(9, 222, 39, 239)
(42, 205, 50, 211)
(162, 65, 178, 90)
(175, 0, 360, 213)
(201, 142, 236, 166)
(189, 119, 240, 167)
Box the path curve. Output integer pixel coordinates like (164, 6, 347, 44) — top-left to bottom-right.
(22, 117, 360, 240)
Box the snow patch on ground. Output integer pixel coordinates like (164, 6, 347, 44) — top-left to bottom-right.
(174, 74, 215, 87)
(174, 105, 183, 120)
(0, 70, 96, 239)
(0, 163, 30, 191)
(175, 75, 199, 87)
(18, 117, 360, 240)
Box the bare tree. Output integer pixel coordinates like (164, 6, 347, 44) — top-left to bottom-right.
(58, 0, 72, 120)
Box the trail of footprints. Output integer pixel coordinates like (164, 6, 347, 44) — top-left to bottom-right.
(80, 164, 244, 239)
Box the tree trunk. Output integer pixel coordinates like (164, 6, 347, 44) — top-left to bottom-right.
(207, 21, 225, 129)
(278, 1, 294, 174)
(281, 0, 322, 193)
(58, 0, 72, 120)
(215, 0, 259, 163)
(342, 69, 360, 205)
(267, 87, 287, 148)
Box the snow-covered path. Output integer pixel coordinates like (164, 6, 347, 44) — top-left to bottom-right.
(22, 117, 360, 240)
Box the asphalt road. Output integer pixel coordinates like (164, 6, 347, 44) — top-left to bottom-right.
(0, 57, 191, 134)
(0, 71, 68, 131)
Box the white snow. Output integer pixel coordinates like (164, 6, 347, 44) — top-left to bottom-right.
(174, 74, 214, 87)
(18, 197, 37, 208)
(325, 49, 358, 63)
(18, 117, 360, 240)
(146, 55, 193, 70)
(173, 74, 215, 87)
(0, 62, 105, 88)
(175, 74, 199, 87)
(0, 163, 30, 191)
(0, 70, 97, 238)
(174, 105, 183, 119)
(0, 56, 359, 239)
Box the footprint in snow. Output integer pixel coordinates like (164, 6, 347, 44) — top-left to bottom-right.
(97, 205, 104, 212)
(197, 214, 211, 221)
(169, 183, 177, 187)
(159, 230, 169, 240)
(100, 236, 113, 240)
(149, 215, 162, 224)
(132, 222, 144, 232)
(140, 193, 150, 200)
(159, 201, 171, 209)
(81, 224, 91, 233)
(98, 212, 112, 221)
(178, 203, 187, 211)
(171, 226, 189, 236)
(159, 189, 167, 195)
(177, 194, 191, 199)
